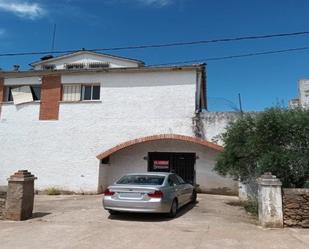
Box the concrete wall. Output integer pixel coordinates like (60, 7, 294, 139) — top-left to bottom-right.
(0, 70, 197, 192)
(100, 140, 238, 194)
(198, 112, 242, 145)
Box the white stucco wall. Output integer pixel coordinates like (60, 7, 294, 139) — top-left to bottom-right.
(199, 112, 242, 146)
(33, 53, 140, 70)
(0, 70, 197, 192)
(100, 140, 237, 194)
(4, 76, 41, 86)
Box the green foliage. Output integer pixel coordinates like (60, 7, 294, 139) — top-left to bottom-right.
(46, 187, 61, 195)
(243, 199, 258, 217)
(215, 108, 309, 188)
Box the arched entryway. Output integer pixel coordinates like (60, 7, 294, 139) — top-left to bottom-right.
(96, 134, 236, 195)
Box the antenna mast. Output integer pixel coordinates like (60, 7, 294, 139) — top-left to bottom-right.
(51, 24, 56, 53)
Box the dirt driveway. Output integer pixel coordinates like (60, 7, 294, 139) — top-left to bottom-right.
(0, 194, 308, 249)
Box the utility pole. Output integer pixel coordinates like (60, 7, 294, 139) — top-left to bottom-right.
(238, 93, 243, 115)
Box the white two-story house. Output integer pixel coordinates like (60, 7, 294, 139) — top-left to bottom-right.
(0, 51, 237, 194)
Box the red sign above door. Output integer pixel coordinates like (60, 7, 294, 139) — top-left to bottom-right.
(153, 160, 169, 169)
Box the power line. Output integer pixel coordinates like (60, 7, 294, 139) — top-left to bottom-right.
(1, 30, 309, 57)
(149, 45, 309, 66)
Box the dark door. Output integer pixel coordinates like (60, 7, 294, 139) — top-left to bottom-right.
(148, 152, 196, 184)
(172, 153, 195, 184)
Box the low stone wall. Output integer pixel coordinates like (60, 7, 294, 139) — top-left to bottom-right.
(0, 189, 7, 219)
(283, 188, 309, 228)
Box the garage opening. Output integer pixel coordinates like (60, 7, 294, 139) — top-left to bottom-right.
(148, 152, 196, 184)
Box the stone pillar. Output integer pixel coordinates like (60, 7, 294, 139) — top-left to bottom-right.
(257, 172, 283, 228)
(239, 181, 249, 201)
(5, 170, 37, 221)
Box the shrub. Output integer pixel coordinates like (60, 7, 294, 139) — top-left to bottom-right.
(243, 199, 258, 216)
(46, 187, 61, 195)
(215, 107, 309, 188)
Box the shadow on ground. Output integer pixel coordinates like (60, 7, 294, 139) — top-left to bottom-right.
(108, 201, 198, 222)
(32, 212, 51, 219)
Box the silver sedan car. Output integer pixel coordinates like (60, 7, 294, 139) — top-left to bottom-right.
(103, 172, 197, 217)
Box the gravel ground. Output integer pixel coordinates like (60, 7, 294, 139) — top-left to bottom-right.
(0, 194, 308, 249)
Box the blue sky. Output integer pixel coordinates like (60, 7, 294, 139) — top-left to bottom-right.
(0, 0, 309, 111)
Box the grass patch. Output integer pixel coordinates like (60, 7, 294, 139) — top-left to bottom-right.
(243, 199, 258, 216)
(46, 187, 62, 195)
(226, 199, 258, 217)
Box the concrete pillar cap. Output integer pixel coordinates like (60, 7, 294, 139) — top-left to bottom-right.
(7, 170, 37, 182)
(258, 172, 282, 186)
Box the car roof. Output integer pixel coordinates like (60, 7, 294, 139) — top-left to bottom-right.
(123, 172, 172, 177)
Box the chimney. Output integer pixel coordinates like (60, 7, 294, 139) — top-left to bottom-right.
(13, 65, 20, 71)
(40, 55, 54, 61)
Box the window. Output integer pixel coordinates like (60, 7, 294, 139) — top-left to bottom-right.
(168, 174, 180, 187)
(116, 175, 165, 186)
(65, 63, 85, 70)
(4, 85, 41, 103)
(88, 62, 109, 69)
(31, 85, 41, 100)
(11, 86, 33, 105)
(61, 84, 100, 101)
(82, 84, 100, 100)
(176, 175, 186, 184)
(62, 84, 81, 101)
(42, 64, 55, 70)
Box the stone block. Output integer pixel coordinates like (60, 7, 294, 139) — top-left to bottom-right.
(286, 203, 300, 209)
(301, 219, 309, 228)
(5, 170, 37, 221)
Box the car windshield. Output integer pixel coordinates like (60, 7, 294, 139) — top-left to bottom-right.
(116, 175, 165, 185)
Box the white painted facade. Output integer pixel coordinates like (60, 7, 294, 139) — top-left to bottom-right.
(0, 52, 238, 194)
(31, 51, 142, 70)
(99, 140, 237, 194)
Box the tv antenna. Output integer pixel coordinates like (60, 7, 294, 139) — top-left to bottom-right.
(51, 24, 56, 53)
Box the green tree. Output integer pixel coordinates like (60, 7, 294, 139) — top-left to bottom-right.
(215, 108, 309, 188)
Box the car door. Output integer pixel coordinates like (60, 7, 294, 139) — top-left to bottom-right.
(176, 175, 193, 204)
(168, 174, 185, 205)
(169, 174, 188, 206)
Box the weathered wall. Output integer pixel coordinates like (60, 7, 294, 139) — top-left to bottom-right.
(196, 112, 242, 145)
(100, 140, 238, 194)
(0, 69, 243, 193)
(283, 188, 309, 228)
(0, 70, 196, 192)
(0, 187, 6, 220)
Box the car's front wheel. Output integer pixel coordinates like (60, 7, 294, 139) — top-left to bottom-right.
(168, 199, 178, 218)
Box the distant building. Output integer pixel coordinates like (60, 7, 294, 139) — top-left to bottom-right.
(289, 79, 309, 108)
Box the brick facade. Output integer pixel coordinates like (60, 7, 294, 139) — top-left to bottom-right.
(39, 75, 61, 120)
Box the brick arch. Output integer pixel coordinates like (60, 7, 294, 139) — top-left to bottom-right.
(96, 134, 223, 160)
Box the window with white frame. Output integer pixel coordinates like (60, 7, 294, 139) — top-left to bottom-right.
(81, 84, 100, 101)
(5, 85, 41, 103)
(62, 84, 81, 101)
(62, 84, 100, 101)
